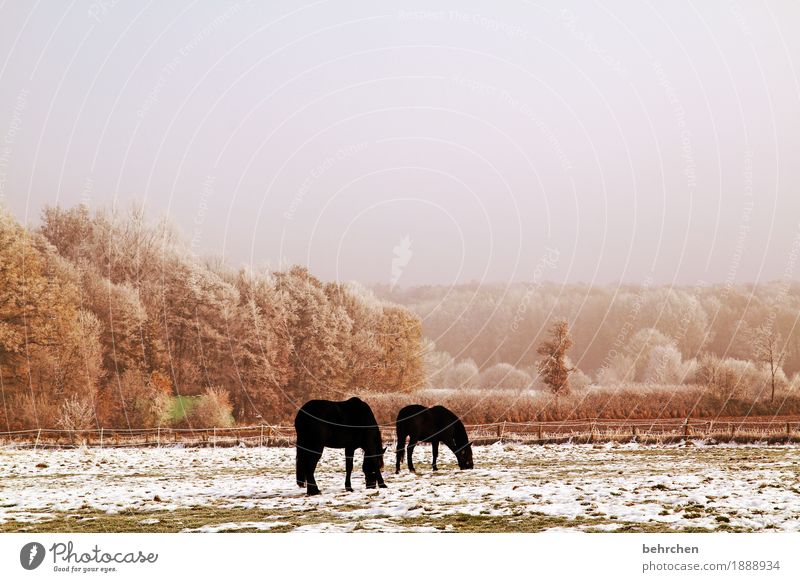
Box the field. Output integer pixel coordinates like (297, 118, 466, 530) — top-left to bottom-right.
(2, 442, 800, 533)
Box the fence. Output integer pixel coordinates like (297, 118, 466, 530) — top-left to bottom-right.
(2, 417, 800, 448)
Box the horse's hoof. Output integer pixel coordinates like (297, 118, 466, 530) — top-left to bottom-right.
(307, 488, 321, 496)
(345, 486, 354, 492)
(378, 483, 388, 489)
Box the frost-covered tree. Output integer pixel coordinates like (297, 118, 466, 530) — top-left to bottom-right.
(228, 270, 291, 421)
(375, 305, 425, 392)
(478, 363, 532, 391)
(444, 359, 479, 389)
(423, 343, 454, 389)
(1, 209, 105, 429)
(536, 320, 574, 396)
(624, 328, 676, 382)
(643, 344, 686, 385)
(272, 266, 350, 406)
(749, 323, 787, 403)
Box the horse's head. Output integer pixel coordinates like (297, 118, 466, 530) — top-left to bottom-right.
(363, 446, 387, 487)
(455, 441, 474, 470)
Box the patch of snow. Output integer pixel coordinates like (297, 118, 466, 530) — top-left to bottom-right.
(2, 443, 799, 532)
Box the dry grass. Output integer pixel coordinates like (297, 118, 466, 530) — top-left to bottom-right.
(365, 384, 800, 425)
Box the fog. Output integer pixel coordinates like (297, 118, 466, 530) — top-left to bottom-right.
(1, 0, 799, 286)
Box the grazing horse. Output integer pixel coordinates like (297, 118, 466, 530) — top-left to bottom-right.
(395, 404, 474, 473)
(294, 397, 387, 495)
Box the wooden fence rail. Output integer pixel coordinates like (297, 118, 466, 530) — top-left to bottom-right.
(1, 418, 799, 448)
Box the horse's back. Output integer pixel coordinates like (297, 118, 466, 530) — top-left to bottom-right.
(295, 397, 379, 449)
(429, 405, 459, 424)
(400, 404, 464, 442)
(343, 397, 380, 425)
(396, 404, 427, 424)
(430, 405, 468, 443)
(295, 399, 345, 427)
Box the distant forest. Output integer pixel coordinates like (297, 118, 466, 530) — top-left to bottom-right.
(3, 203, 799, 431)
(376, 277, 800, 396)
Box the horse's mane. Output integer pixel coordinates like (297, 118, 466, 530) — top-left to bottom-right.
(452, 418, 468, 445)
(431, 406, 468, 445)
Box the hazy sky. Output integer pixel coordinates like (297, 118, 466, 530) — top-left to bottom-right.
(1, 0, 799, 287)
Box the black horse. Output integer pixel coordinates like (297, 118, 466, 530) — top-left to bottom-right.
(294, 397, 387, 495)
(395, 404, 474, 473)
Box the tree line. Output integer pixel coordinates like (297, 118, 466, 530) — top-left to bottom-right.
(382, 280, 800, 402)
(0, 205, 425, 431)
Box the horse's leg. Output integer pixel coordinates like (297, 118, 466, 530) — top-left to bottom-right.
(395, 432, 405, 473)
(377, 468, 387, 489)
(407, 438, 417, 473)
(344, 446, 355, 492)
(431, 440, 439, 471)
(295, 445, 306, 488)
(305, 448, 322, 496)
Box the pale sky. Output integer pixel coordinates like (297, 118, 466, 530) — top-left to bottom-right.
(1, 0, 799, 287)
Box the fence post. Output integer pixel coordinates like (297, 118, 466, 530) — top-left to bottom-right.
(34, 428, 41, 450)
(537, 423, 543, 441)
(100, 428, 103, 449)
(684, 419, 690, 441)
(632, 426, 637, 439)
(213, 427, 216, 449)
(157, 427, 160, 448)
(260, 425, 264, 447)
(787, 422, 791, 441)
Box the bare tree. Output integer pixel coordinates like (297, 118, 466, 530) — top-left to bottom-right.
(750, 323, 786, 403)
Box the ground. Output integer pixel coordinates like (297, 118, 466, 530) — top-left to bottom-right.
(1, 442, 799, 533)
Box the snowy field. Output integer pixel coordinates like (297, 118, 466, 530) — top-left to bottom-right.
(1, 442, 800, 533)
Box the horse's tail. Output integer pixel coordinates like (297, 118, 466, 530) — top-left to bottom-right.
(295, 444, 306, 488)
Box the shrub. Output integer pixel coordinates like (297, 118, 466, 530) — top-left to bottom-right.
(643, 345, 686, 385)
(478, 363, 532, 391)
(9, 394, 59, 430)
(625, 328, 676, 381)
(443, 359, 479, 389)
(595, 353, 635, 385)
(569, 367, 593, 390)
(695, 354, 788, 400)
(425, 348, 454, 389)
(98, 369, 173, 428)
(187, 387, 234, 428)
(364, 381, 800, 426)
(57, 395, 95, 431)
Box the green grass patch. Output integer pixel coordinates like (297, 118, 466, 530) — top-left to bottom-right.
(169, 395, 199, 422)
